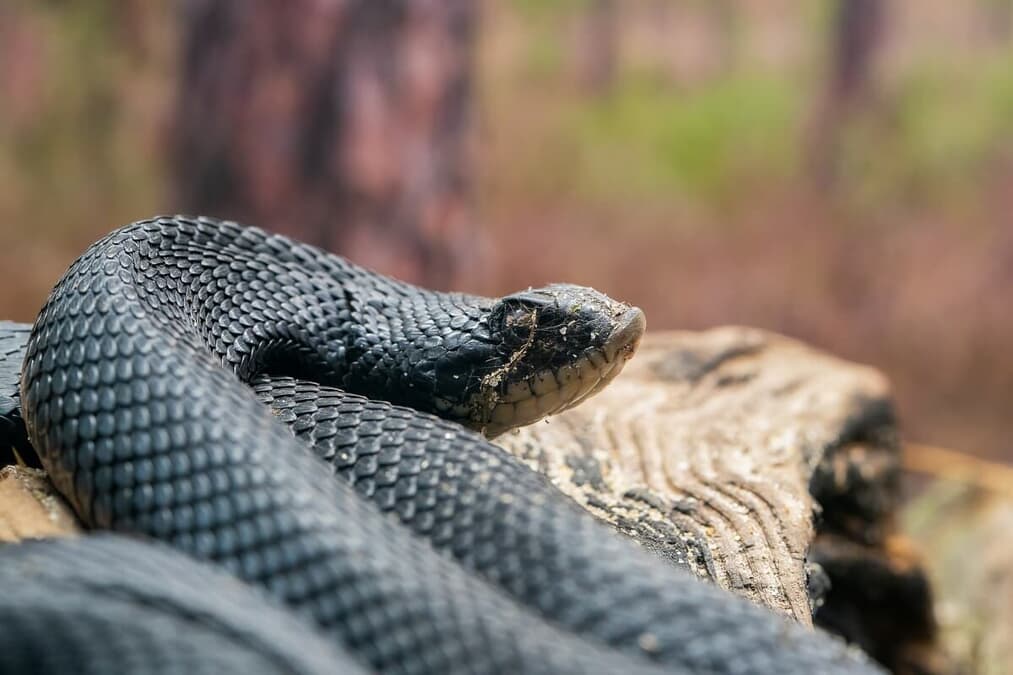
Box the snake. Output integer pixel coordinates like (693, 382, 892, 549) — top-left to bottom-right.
(0, 535, 367, 675)
(0, 216, 882, 674)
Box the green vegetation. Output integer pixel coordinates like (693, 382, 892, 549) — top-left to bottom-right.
(846, 54, 1013, 204)
(0, 1, 167, 237)
(9, 1, 1012, 226)
(491, 0, 1013, 220)
(568, 73, 799, 204)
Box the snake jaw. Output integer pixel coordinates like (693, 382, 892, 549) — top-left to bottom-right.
(465, 303, 646, 437)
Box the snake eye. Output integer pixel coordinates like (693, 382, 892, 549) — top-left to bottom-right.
(504, 307, 533, 329)
(490, 301, 537, 336)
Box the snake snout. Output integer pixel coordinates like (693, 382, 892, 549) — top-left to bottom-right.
(604, 306, 646, 363)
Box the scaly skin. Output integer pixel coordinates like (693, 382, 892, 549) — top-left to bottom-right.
(6, 216, 880, 674)
(0, 535, 366, 675)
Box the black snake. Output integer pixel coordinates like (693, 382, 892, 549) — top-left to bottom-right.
(0, 217, 882, 674)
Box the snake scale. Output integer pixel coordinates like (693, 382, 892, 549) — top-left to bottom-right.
(0, 216, 882, 674)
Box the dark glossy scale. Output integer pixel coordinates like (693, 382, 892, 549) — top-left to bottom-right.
(0, 535, 364, 675)
(11, 217, 882, 675)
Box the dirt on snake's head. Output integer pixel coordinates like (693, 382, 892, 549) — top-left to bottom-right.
(401, 283, 647, 437)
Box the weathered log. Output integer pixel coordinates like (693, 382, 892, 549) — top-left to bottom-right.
(496, 327, 949, 673)
(901, 464, 1013, 675)
(498, 327, 896, 621)
(1, 327, 952, 673)
(0, 466, 79, 542)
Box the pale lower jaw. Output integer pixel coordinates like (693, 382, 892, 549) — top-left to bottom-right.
(471, 345, 635, 437)
(439, 305, 647, 436)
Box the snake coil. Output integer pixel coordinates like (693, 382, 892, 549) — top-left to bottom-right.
(5, 217, 881, 674)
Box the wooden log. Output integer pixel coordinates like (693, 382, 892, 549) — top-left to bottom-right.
(498, 327, 898, 624)
(0, 466, 79, 542)
(498, 327, 953, 673)
(901, 469, 1013, 674)
(2, 327, 957, 672)
(3, 328, 896, 598)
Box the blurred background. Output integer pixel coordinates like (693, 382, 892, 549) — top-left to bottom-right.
(0, 0, 1010, 463)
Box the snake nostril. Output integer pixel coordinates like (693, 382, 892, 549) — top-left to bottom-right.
(604, 306, 647, 362)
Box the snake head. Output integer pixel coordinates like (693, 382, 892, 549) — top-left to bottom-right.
(425, 284, 646, 436)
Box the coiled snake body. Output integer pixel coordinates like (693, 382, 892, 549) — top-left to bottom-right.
(0, 217, 881, 674)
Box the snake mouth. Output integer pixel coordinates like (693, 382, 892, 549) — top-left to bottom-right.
(475, 306, 646, 437)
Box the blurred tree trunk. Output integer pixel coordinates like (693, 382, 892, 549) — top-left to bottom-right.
(981, 0, 1013, 43)
(578, 0, 618, 95)
(806, 0, 884, 190)
(708, 0, 737, 75)
(172, 0, 479, 288)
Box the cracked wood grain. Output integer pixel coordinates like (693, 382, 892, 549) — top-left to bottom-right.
(498, 327, 898, 626)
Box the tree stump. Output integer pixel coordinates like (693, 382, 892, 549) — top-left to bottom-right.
(497, 327, 942, 673)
